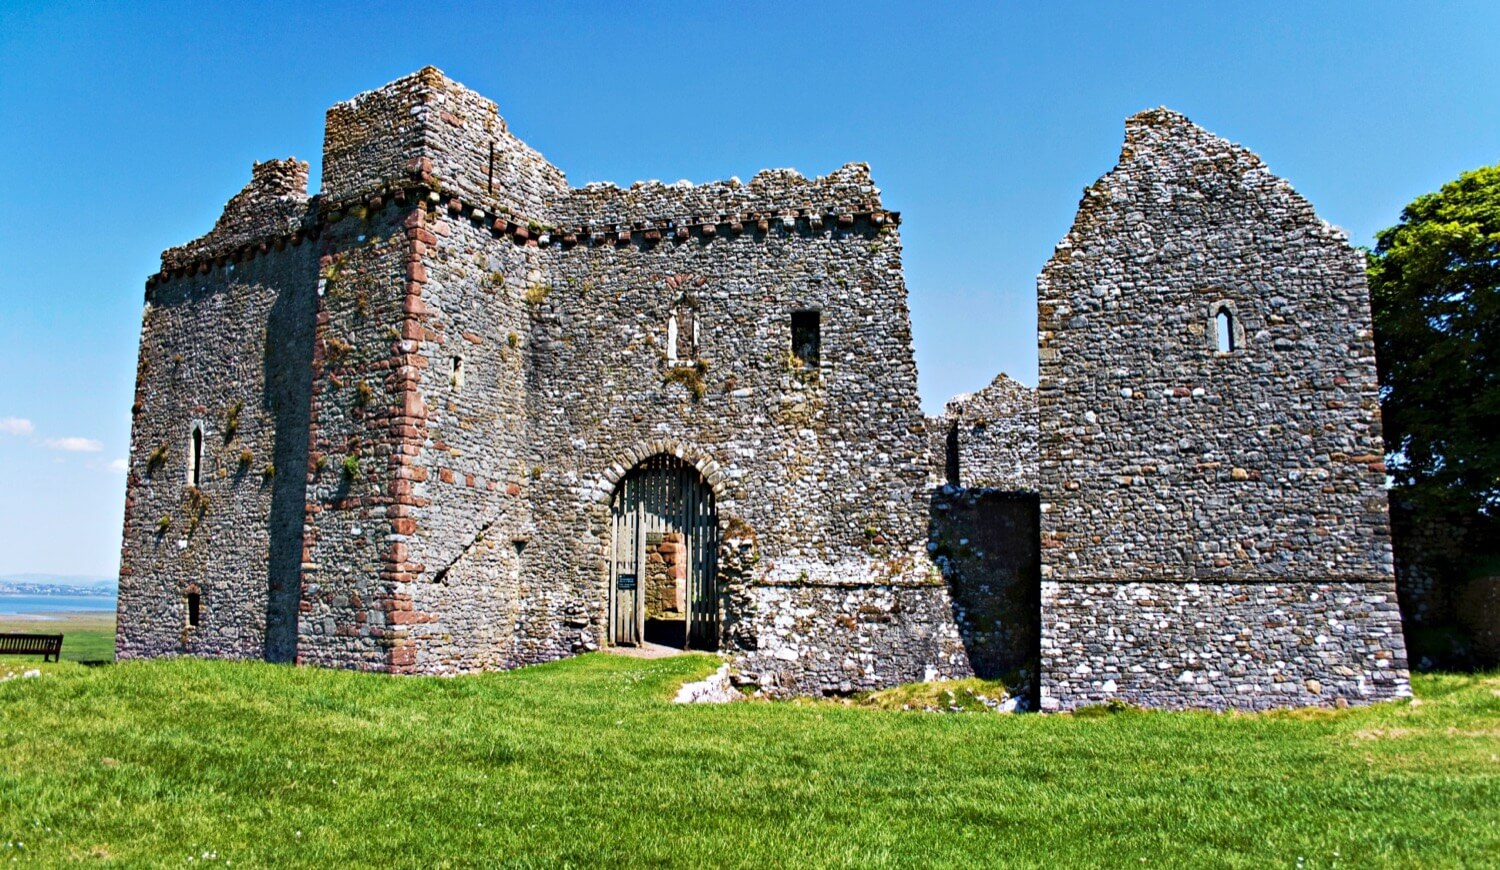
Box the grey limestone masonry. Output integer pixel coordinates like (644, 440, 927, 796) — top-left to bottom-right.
(118, 69, 1410, 710)
(117, 159, 317, 663)
(930, 373, 1038, 491)
(929, 488, 1040, 689)
(1036, 108, 1409, 709)
(1041, 581, 1406, 710)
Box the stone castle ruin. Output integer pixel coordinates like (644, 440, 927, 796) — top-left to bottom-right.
(117, 68, 1410, 710)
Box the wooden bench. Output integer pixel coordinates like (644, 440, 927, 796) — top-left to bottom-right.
(0, 633, 64, 663)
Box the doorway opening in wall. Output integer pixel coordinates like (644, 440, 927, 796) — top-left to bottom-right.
(608, 454, 719, 651)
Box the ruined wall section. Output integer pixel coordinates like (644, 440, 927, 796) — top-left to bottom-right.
(524, 166, 969, 690)
(119, 163, 317, 661)
(551, 167, 884, 231)
(1038, 110, 1391, 584)
(160, 159, 313, 270)
(930, 373, 1038, 490)
(1036, 109, 1408, 710)
(929, 489, 1040, 688)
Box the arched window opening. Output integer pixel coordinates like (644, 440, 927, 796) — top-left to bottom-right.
(669, 296, 699, 364)
(451, 355, 464, 392)
(189, 425, 204, 488)
(1215, 307, 1235, 353)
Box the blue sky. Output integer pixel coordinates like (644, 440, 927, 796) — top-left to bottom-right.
(1, 1, 1497, 579)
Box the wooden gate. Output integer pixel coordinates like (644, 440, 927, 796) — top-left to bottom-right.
(609, 455, 719, 649)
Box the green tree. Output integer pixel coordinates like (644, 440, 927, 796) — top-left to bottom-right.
(1369, 164, 1500, 516)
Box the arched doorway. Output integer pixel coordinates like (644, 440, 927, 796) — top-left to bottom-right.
(609, 454, 719, 650)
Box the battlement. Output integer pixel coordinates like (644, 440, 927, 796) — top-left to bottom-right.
(552, 163, 886, 230)
(159, 158, 312, 271)
(152, 70, 897, 289)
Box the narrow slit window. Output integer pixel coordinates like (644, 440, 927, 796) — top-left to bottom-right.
(189, 426, 203, 487)
(186, 591, 201, 628)
(1215, 307, 1235, 352)
(791, 309, 821, 368)
(451, 356, 464, 392)
(945, 422, 961, 486)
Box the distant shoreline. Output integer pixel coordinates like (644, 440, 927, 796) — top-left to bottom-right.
(0, 593, 118, 618)
(2, 609, 117, 622)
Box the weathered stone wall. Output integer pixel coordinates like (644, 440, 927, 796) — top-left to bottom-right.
(298, 69, 963, 685)
(297, 68, 569, 675)
(293, 205, 415, 670)
(1040, 581, 1409, 710)
(523, 163, 955, 687)
(160, 159, 312, 270)
(1036, 108, 1408, 709)
(118, 161, 318, 661)
(645, 533, 686, 619)
(733, 582, 971, 695)
(1038, 110, 1392, 584)
(393, 202, 540, 674)
(930, 374, 1038, 490)
(929, 488, 1039, 685)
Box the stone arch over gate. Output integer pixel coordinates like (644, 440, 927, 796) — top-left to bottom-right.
(589, 439, 731, 650)
(592, 438, 730, 507)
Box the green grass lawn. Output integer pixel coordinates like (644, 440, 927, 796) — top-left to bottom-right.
(0, 611, 116, 663)
(1, 655, 1496, 866)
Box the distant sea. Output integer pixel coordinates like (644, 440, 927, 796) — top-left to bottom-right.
(0, 594, 117, 617)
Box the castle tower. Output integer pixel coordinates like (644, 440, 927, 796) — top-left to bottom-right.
(118, 68, 972, 692)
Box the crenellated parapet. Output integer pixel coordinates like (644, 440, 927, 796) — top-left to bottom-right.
(156, 158, 315, 277)
(148, 177, 901, 297)
(549, 163, 896, 242)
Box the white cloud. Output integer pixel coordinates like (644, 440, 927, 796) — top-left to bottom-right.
(109, 458, 129, 473)
(45, 437, 104, 453)
(0, 417, 33, 436)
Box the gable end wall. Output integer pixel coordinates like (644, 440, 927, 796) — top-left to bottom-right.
(1036, 110, 1409, 710)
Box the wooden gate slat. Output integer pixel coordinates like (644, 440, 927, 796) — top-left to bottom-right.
(608, 455, 718, 650)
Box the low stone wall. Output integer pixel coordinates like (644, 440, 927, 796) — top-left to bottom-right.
(729, 581, 971, 696)
(1040, 581, 1410, 711)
